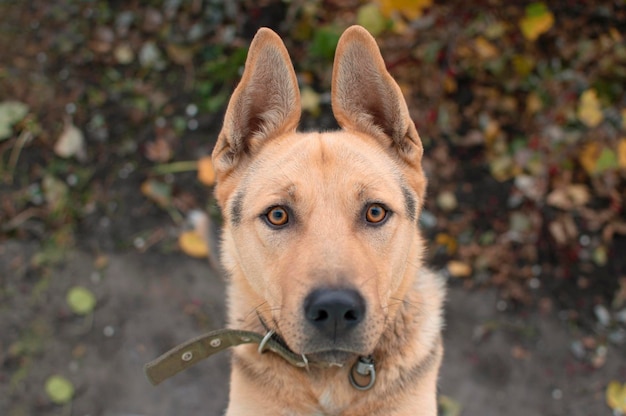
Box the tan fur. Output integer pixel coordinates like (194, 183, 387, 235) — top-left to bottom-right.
(212, 26, 445, 416)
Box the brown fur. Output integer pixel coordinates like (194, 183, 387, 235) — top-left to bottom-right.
(212, 26, 445, 416)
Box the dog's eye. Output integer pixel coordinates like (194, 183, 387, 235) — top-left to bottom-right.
(265, 206, 289, 227)
(365, 203, 388, 224)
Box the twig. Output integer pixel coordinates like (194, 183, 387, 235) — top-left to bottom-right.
(7, 129, 34, 184)
(151, 160, 198, 175)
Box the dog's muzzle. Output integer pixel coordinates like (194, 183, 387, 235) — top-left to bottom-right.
(304, 288, 365, 338)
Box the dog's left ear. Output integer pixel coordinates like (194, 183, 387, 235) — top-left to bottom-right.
(212, 28, 301, 187)
(331, 26, 423, 170)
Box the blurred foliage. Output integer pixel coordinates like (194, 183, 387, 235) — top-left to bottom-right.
(0, 0, 625, 317)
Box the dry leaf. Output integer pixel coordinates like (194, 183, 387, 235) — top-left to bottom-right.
(519, 3, 554, 42)
(546, 185, 590, 210)
(618, 138, 626, 169)
(179, 230, 209, 258)
(474, 37, 498, 59)
(54, 121, 86, 161)
(0, 100, 29, 140)
(577, 89, 603, 128)
(378, 0, 433, 20)
(197, 156, 216, 186)
(145, 138, 172, 162)
(579, 142, 600, 175)
(447, 260, 472, 278)
(300, 86, 321, 117)
(606, 380, 626, 413)
(357, 3, 387, 37)
(548, 216, 577, 245)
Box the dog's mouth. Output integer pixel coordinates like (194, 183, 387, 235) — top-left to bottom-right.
(259, 317, 366, 366)
(306, 349, 357, 366)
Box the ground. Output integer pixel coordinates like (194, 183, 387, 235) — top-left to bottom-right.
(2, 239, 625, 416)
(1, 1, 626, 415)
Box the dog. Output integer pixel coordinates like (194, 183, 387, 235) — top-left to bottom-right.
(211, 25, 445, 415)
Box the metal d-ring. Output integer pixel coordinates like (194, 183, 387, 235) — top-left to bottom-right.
(349, 356, 376, 391)
(257, 330, 275, 354)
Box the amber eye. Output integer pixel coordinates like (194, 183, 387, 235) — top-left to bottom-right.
(265, 206, 289, 227)
(365, 203, 388, 224)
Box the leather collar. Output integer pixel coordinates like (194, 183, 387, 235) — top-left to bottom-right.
(144, 328, 376, 390)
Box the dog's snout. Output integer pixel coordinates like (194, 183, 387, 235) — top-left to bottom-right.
(304, 289, 365, 336)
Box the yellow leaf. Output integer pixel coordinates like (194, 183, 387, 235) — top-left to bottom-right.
(197, 156, 216, 186)
(577, 89, 604, 128)
(519, 3, 554, 41)
(474, 37, 498, 59)
(621, 108, 626, 130)
(447, 261, 472, 278)
(178, 230, 209, 258)
(378, 0, 433, 21)
(300, 86, 322, 117)
(579, 142, 600, 175)
(606, 380, 626, 412)
(526, 92, 543, 115)
(357, 3, 387, 37)
(618, 138, 626, 169)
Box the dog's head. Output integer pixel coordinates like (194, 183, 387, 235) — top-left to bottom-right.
(212, 26, 426, 362)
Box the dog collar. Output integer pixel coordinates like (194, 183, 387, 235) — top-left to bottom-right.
(144, 328, 376, 390)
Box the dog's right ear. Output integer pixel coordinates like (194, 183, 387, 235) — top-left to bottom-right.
(212, 28, 300, 192)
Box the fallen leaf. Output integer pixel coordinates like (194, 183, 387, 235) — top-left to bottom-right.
(606, 380, 626, 413)
(438, 394, 462, 416)
(141, 179, 172, 207)
(618, 138, 626, 169)
(595, 147, 618, 173)
(197, 156, 216, 186)
(447, 260, 472, 278)
(525, 91, 543, 114)
(519, 2, 554, 42)
(54, 121, 86, 161)
(0, 100, 29, 140)
(300, 86, 321, 117)
(436, 233, 458, 255)
(94, 254, 109, 270)
(113, 43, 134, 64)
(546, 185, 590, 210)
(579, 142, 601, 175)
(66, 286, 97, 315)
(179, 230, 209, 258)
(45, 375, 74, 405)
(379, 0, 433, 20)
(436, 191, 458, 212)
(145, 138, 172, 162)
(577, 89, 603, 128)
(548, 216, 577, 245)
(474, 37, 498, 59)
(357, 3, 387, 37)
(42, 175, 69, 214)
(592, 245, 608, 266)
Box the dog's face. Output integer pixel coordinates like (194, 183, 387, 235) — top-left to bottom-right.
(212, 26, 426, 362)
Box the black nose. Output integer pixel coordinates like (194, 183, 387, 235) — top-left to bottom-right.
(304, 289, 365, 337)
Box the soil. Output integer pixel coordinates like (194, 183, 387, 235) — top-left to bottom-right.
(2, 237, 625, 416)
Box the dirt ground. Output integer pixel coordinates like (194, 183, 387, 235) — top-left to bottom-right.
(2, 237, 625, 416)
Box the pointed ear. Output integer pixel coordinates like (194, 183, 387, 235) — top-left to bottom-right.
(331, 26, 423, 168)
(212, 28, 300, 180)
